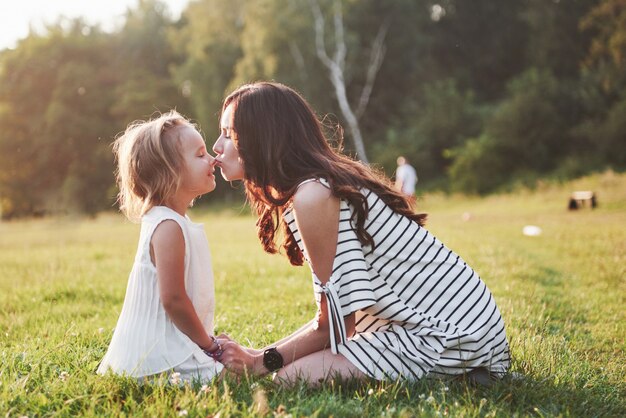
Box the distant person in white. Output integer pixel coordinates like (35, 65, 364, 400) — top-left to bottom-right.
(395, 156, 418, 198)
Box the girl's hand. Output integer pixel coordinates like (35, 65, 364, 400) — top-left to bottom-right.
(219, 341, 265, 376)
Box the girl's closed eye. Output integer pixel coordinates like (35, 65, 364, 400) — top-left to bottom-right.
(198, 146, 209, 158)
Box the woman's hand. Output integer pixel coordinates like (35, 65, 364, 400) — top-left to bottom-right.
(245, 347, 262, 356)
(216, 333, 235, 343)
(216, 334, 262, 356)
(219, 341, 265, 376)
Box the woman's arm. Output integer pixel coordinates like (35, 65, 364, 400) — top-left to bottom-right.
(261, 318, 316, 350)
(151, 220, 218, 353)
(220, 182, 355, 374)
(224, 318, 318, 358)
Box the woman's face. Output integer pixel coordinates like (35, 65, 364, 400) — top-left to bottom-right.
(213, 103, 244, 181)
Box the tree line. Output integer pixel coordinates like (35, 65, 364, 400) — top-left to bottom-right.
(0, 0, 624, 219)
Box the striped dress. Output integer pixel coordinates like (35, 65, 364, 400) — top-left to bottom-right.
(283, 179, 510, 380)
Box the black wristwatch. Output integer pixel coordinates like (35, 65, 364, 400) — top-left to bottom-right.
(263, 347, 284, 372)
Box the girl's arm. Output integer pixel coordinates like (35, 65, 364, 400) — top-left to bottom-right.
(220, 182, 355, 374)
(151, 220, 218, 353)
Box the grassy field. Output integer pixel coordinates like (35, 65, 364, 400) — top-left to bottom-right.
(1, 171, 624, 417)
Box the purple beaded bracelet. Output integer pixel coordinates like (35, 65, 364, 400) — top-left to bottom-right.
(203, 336, 224, 360)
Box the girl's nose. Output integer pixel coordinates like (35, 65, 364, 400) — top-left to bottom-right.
(208, 154, 216, 164)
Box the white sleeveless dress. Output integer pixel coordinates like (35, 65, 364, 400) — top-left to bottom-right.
(97, 206, 222, 380)
(284, 179, 510, 380)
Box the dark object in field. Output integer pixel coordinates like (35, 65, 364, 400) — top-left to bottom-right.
(568, 191, 597, 210)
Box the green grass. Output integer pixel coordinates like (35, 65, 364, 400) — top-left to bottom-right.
(1, 171, 624, 417)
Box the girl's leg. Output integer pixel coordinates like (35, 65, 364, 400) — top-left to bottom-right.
(275, 349, 367, 386)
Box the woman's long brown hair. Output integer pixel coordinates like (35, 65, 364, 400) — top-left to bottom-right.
(222, 82, 426, 266)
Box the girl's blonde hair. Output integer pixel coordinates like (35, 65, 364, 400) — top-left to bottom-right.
(112, 110, 193, 222)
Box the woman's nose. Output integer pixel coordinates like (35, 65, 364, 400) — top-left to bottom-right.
(212, 137, 223, 154)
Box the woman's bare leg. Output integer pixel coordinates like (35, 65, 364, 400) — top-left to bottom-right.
(275, 349, 367, 386)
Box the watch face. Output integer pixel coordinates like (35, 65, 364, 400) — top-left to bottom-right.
(263, 348, 284, 371)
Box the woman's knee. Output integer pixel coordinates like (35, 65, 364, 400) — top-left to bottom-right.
(274, 350, 366, 385)
(273, 365, 292, 382)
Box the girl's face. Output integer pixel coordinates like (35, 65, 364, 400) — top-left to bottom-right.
(213, 104, 244, 181)
(179, 126, 216, 196)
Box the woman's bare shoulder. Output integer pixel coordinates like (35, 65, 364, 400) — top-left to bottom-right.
(292, 180, 334, 213)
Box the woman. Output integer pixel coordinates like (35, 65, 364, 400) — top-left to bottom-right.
(212, 82, 510, 384)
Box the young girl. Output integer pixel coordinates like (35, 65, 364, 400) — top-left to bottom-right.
(214, 82, 510, 385)
(97, 111, 223, 383)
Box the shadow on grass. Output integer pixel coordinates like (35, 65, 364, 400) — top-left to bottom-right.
(97, 370, 624, 417)
(218, 371, 625, 417)
(12, 365, 621, 416)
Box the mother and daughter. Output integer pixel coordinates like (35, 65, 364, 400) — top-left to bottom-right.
(98, 81, 510, 386)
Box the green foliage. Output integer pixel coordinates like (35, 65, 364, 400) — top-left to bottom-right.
(0, 23, 119, 217)
(446, 134, 507, 194)
(577, 91, 626, 167)
(576, 0, 626, 168)
(111, 0, 192, 121)
(427, 0, 529, 101)
(448, 69, 588, 193)
(0, 1, 188, 218)
(1, 0, 626, 217)
(1, 172, 625, 416)
(523, 0, 599, 79)
(580, 0, 626, 93)
(372, 79, 483, 188)
(169, 0, 245, 135)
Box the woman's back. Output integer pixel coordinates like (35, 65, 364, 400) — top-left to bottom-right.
(284, 179, 510, 380)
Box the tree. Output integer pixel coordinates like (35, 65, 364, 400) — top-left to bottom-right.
(447, 69, 582, 193)
(427, 0, 529, 101)
(309, 0, 389, 163)
(111, 0, 191, 122)
(0, 21, 119, 217)
(0, 1, 190, 217)
(523, 0, 599, 79)
(169, 0, 245, 137)
(580, 0, 626, 93)
(576, 0, 626, 167)
(228, 0, 326, 103)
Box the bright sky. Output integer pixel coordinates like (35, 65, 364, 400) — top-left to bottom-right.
(0, 0, 189, 51)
